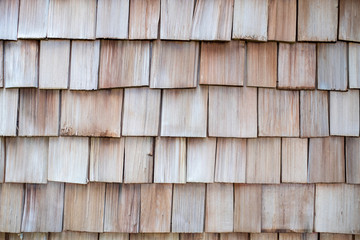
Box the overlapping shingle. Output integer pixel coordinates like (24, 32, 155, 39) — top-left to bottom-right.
(349, 43, 360, 88)
(0, 0, 19, 40)
(0, 89, 18, 136)
(346, 137, 360, 184)
(339, 0, 360, 42)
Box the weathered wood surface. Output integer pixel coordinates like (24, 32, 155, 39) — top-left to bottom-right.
(300, 90, 329, 137)
(250, 233, 277, 240)
(104, 184, 141, 233)
(349, 43, 360, 88)
(309, 137, 345, 183)
(319, 234, 352, 240)
(172, 184, 206, 233)
(100, 233, 129, 240)
(90, 137, 124, 182)
(262, 184, 315, 232)
(154, 138, 186, 183)
(131, 234, 179, 240)
(99, 40, 150, 88)
(123, 88, 160, 136)
(0, 0, 19, 40)
(180, 233, 219, 240)
(61, 90, 123, 137)
(191, 0, 233, 41)
(70, 40, 100, 90)
(278, 43, 316, 89)
(209, 86, 257, 138)
(64, 183, 105, 232)
(234, 184, 261, 232)
(315, 184, 360, 234)
(150, 41, 199, 88)
(205, 183, 233, 232)
(298, 0, 338, 41)
(0, 41, 3, 87)
(220, 234, 248, 240)
(247, 42, 277, 88)
(160, 0, 194, 40)
(246, 138, 281, 183)
(233, 0, 268, 41)
(0, 138, 4, 183)
(282, 138, 308, 183)
(339, 0, 360, 42)
(4, 40, 39, 88)
(18, 0, 49, 38)
(268, 0, 297, 42)
(50, 232, 98, 240)
(47, 0, 96, 39)
(96, 0, 129, 39)
(259, 89, 299, 137)
(21, 182, 64, 232)
(279, 233, 318, 240)
(48, 137, 89, 184)
(39, 40, 70, 89)
(0, 184, 24, 233)
(0, 89, 19, 136)
(330, 90, 360, 136)
(140, 184, 172, 233)
(346, 137, 360, 184)
(22, 233, 48, 240)
(215, 138, 246, 183)
(161, 86, 208, 137)
(6, 137, 48, 183)
(129, 0, 160, 39)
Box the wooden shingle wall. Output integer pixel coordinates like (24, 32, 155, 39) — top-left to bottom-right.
(0, 0, 359, 238)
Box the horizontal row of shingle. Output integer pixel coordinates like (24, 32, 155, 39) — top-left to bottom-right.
(3, 233, 359, 240)
(1, 40, 360, 90)
(0, 87, 359, 137)
(0, 136, 359, 184)
(0, 183, 358, 234)
(0, 0, 359, 42)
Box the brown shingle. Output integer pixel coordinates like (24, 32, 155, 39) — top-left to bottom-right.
(346, 137, 360, 184)
(100, 233, 129, 240)
(18, 0, 49, 38)
(50, 232, 98, 240)
(0, 184, 24, 233)
(131, 234, 179, 240)
(250, 234, 277, 240)
(0, 89, 19, 136)
(220, 234, 249, 240)
(0, 138, 4, 183)
(339, 0, 360, 42)
(349, 43, 360, 88)
(0, 0, 19, 40)
(320, 234, 352, 240)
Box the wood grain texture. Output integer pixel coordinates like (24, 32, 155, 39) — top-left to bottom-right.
(330, 90, 360, 136)
(161, 86, 208, 137)
(209, 86, 257, 137)
(180, 234, 219, 240)
(280, 233, 318, 240)
(140, 184, 172, 233)
(282, 138, 308, 183)
(48, 137, 89, 184)
(233, 0, 268, 41)
(300, 90, 329, 137)
(19, 89, 59, 136)
(154, 137, 186, 183)
(0, 41, 3, 87)
(61, 90, 123, 137)
(234, 184, 261, 232)
(129, 0, 160, 39)
(6, 137, 48, 183)
(268, 0, 296, 42)
(0, 138, 4, 183)
(278, 43, 316, 89)
(315, 184, 360, 234)
(0, 0, 19, 40)
(346, 137, 360, 184)
(220, 234, 248, 240)
(309, 137, 345, 183)
(39, 40, 69, 89)
(104, 184, 141, 233)
(0, 89, 18, 136)
(298, 0, 338, 41)
(191, 0, 233, 41)
(247, 138, 281, 183)
(47, 0, 96, 39)
(18, 0, 49, 38)
(131, 234, 179, 240)
(247, 42, 277, 88)
(262, 184, 315, 232)
(124, 137, 154, 183)
(205, 183, 233, 232)
(4, 40, 38, 88)
(160, 0, 194, 40)
(318, 42, 348, 91)
(0, 184, 24, 233)
(122, 88, 160, 136)
(250, 234, 277, 240)
(349, 43, 360, 88)
(90, 138, 125, 182)
(258, 89, 299, 137)
(200, 41, 245, 86)
(96, 0, 129, 39)
(172, 184, 205, 233)
(187, 138, 216, 183)
(22, 233, 48, 240)
(100, 233, 129, 240)
(99, 40, 150, 88)
(21, 182, 64, 232)
(150, 41, 199, 88)
(215, 138, 246, 183)
(50, 232, 98, 240)
(320, 234, 352, 240)
(70, 40, 100, 90)
(64, 183, 105, 232)
(339, 0, 360, 42)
